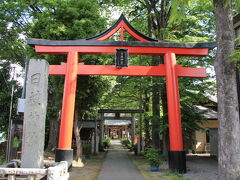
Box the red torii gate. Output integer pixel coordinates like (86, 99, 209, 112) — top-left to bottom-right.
(28, 15, 215, 173)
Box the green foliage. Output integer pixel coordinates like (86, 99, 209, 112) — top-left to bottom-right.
(30, 0, 106, 40)
(144, 147, 162, 166)
(169, 0, 191, 24)
(167, 2, 215, 42)
(82, 144, 92, 155)
(120, 137, 127, 144)
(169, 0, 240, 25)
(0, 61, 21, 133)
(103, 137, 111, 148)
(230, 49, 240, 63)
(0, 1, 28, 62)
(120, 138, 132, 149)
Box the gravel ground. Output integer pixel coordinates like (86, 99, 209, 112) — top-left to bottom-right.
(69, 152, 106, 180)
(130, 152, 218, 180)
(184, 154, 218, 180)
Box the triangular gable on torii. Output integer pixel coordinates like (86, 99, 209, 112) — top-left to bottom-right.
(86, 14, 157, 42)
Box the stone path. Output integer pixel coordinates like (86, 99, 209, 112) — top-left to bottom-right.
(97, 140, 146, 180)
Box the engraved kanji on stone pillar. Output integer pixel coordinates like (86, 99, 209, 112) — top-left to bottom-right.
(21, 59, 49, 168)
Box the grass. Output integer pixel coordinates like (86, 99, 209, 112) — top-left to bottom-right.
(85, 158, 104, 163)
(161, 172, 191, 180)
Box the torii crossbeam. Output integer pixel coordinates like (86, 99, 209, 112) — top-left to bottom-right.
(28, 14, 215, 173)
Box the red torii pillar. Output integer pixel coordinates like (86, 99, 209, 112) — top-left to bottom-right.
(55, 51, 78, 165)
(165, 53, 186, 172)
(34, 45, 208, 172)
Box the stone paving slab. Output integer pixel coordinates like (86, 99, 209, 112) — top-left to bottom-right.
(97, 140, 145, 180)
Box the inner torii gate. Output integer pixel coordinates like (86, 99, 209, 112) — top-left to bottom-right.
(98, 109, 144, 151)
(28, 15, 215, 173)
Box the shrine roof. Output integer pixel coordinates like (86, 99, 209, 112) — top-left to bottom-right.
(195, 106, 217, 120)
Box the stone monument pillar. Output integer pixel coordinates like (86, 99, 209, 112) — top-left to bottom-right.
(21, 59, 49, 168)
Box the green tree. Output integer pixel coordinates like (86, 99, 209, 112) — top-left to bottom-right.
(29, 0, 110, 160)
(0, 62, 21, 134)
(169, 0, 240, 178)
(0, 1, 28, 63)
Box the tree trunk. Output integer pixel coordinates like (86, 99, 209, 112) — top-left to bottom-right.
(151, 56, 161, 149)
(143, 90, 151, 146)
(145, 0, 170, 150)
(213, 0, 240, 179)
(74, 109, 82, 162)
(146, 8, 161, 150)
(159, 56, 169, 156)
(162, 131, 170, 159)
(46, 110, 60, 151)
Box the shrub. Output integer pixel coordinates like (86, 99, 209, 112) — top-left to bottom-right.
(120, 138, 126, 143)
(103, 138, 111, 148)
(120, 138, 133, 149)
(144, 147, 162, 166)
(126, 142, 133, 150)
